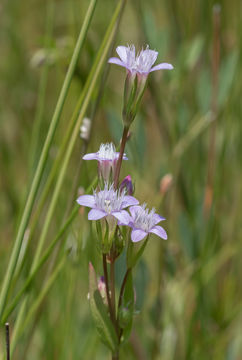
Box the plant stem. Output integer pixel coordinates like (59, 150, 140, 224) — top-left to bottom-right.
(110, 258, 116, 324)
(102, 254, 113, 323)
(203, 4, 220, 216)
(28, 0, 54, 178)
(0, 0, 97, 321)
(112, 352, 119, 360)
(114, 126, 129, 189)
(31, 0, 124, 271)
(10, 259, 65, 355)
(2, 206, 79, 322)
(118, 268, 131, 309)
(5, 322, 10, 360)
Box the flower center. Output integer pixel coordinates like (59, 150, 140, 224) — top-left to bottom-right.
(98, 143, 117, 161)
(133, 204, 157, 231)
(130, 46, 157, 73)
(94, 183, 126, 214)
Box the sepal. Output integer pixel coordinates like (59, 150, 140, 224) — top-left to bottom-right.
(126, 237, 149, 268)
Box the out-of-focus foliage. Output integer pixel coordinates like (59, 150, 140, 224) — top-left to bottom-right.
(0, 0, 241, 358)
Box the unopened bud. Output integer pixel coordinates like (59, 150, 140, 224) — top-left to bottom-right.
(160, 174, 173, 195)
(98, 276, 107, 302)
(120, 175, 134, 195)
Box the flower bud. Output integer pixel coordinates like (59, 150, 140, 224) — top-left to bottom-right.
(109, 45, 173, 127)
(120, 175, 134, 195)
(98, 276, 107, 304)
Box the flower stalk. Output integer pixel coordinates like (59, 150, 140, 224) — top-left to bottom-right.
(110, 256, 117, 329)
(78, 42, 172, 359)
(114, 126, 130, 189)
(102, 254, 115, 325)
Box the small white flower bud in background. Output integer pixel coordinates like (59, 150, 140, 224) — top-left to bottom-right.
(80, 117, 91, 141)
(30, 49, 56, 68)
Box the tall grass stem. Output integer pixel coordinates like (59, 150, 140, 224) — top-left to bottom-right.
(0, 0, 98, 321)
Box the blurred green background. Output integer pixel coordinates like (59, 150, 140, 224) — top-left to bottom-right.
(0, 0, 241, 358)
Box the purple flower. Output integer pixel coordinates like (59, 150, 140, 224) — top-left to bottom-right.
(127, 204, 167, 242)
(83, 143, 128, 181)
(76, 183, 139, 225)
(108, 45, 173, 77)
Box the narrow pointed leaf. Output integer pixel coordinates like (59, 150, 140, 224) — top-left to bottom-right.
(88, 263, 118, 352)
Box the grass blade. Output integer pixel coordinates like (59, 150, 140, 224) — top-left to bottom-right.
(0, 0, 98, 321)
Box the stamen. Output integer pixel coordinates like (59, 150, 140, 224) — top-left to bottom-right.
(98, 143, 117, 161)
(94, 183, 126, 214)
(133, 204, 157, 232)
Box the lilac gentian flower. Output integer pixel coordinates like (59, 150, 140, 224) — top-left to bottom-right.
(108, 45, 173, 77)
(83, 143, 128, 181)
(127, 204, 167, 242)
(76, 183, 138, 225)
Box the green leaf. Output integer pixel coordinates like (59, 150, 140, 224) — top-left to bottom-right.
(185, 35, 204, 70)
(218, 51, 238, 107)
(196, 68, 212, 112)
(134, 260, 149, 310)
(178, 213, 195, 260)
(88, 263, 118, 352)
(127, 237, 149, 268)
(107, 109, 123, 143)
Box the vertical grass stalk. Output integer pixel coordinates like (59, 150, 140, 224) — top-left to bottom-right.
(203, 4, 221, 216)
(0, 0, 98, 321)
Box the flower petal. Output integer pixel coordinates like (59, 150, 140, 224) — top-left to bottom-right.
(76, 195, 95, 208)
(149, 225, 168, 240)
(122, 152, 128, 160)
(88, 208, 106, 220)
(153, 214, 166, 225)
(131, 229, 148, 243)
(129, 205, 142, 218)
(83, 152, 99, 160)
(116, 46, 129, 62)
(150, 63, 174, 72)
(112, 210, 131, 225)
(122, 196, 139, 208)
(141, 49, 158, 66)
(108, 57, 126, 67)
